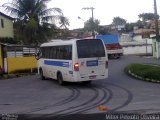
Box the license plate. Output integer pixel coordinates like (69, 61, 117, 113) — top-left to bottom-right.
(89, 75, 96, 79)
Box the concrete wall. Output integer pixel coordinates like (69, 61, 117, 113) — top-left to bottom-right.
(133, 35, 153, 44)
(119, 34, 132, 42)
(7, 57, 37, 73)
(0, 15, 14, 38)
(122, 45, 152, 55)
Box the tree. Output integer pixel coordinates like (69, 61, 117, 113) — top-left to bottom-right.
(2, 0, 69, 45)
(139, 13, 159, 22)
(84, 18, 100, 33)
(135, 20, 144, 28)
(125, 23, 135, 32)
(113, 17, 127, 26)
(125, 20, 144, 32)
(59, 16, 70, 29)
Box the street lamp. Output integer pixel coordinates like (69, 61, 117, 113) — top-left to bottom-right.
(82, 7, 95, 38)
(78, 16, 85, 21)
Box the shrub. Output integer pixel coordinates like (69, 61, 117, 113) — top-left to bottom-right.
(126, 64, 160, 81)
(0, 37, 17, 44)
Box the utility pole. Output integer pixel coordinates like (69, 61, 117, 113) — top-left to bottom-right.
(154, 0, 159, 42)
(153, 0, 160, 59)
(82, 7, 95, 38)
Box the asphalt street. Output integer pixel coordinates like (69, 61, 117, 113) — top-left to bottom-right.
(0, 55, 160, 120)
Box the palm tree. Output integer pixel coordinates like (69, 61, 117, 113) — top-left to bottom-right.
(2, 0, 69, 45)
(59, 16, 70, 29)
(113, 17, 126, 26)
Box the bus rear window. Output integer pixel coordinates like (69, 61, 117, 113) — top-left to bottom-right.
(77, 39, 105, 58)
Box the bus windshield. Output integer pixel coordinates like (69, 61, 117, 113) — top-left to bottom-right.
(77, 39, 105, 58)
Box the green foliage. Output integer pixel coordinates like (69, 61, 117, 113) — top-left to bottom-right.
(84, 18, 100, 33)
(126, 64, 160, 81)
(113, 17, 126, 26)
(135, 20, 145, 28)
(125, 23, 135, 32)
(98, 27, 110, 35)
(125, 20, 144, 32)
(26, 18, 38, 30)
(59, 16, 70, 29)
(125, 13, 158, 32)
(0, 37, 17, 44)
(139, 13, 159, 21)
(3, 0, 69, 45)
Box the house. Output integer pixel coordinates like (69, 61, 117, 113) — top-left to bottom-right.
(0, 12, 14, 39)
(133, 28, 155, 44)
(147, 20, 160, 30)
(69, 29, 92, 39)
(0, 12, 14, 73)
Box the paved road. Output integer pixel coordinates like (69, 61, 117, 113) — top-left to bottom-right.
(0, 55, 160, 119)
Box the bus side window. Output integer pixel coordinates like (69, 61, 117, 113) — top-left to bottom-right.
(63, 46, 67, 60)
(56, 46, 60, 59)
(63, 45, 72, 60)
(60, 46, 65, 59)
(59, 46, 64, 59)
(51, 47, 56, 59)
(41, 48, 44, 58)
(68, 45, 72, 60)
(45, 47, 49, 58)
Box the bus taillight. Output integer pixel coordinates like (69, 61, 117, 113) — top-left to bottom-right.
(74, 63, 80, 71)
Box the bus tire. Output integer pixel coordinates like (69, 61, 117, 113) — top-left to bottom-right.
(39, 69, 46, 80)
(57, 73, 64, 85)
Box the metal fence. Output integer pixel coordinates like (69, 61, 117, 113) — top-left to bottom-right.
(6, 46, 38, 57)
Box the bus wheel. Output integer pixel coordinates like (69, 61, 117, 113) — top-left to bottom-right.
(40, 69, 46, 80)
(57, 73, 64, 85)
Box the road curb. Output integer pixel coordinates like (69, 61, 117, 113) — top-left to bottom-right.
(126, 69, 160, 83)
(0, 73, 37, 80)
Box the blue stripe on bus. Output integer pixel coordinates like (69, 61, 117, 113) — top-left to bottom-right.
(44, 60, 69, 68)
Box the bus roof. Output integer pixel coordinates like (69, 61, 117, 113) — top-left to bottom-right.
(40, 39, 101, 47)
(40, 39, 76, 47)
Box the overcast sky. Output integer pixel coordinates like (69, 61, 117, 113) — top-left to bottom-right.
(0, 0, 160, 29)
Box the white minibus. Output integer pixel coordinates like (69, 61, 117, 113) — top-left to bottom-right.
(36, 39, 108, 85)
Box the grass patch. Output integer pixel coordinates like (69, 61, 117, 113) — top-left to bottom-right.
(125, 63, 160, 82)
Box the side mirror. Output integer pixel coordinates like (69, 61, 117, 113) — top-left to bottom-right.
(35, 53, 40, 60)
(35, 50, 41, 60)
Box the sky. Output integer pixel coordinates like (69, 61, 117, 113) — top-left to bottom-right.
(0, 0, 160, 30)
